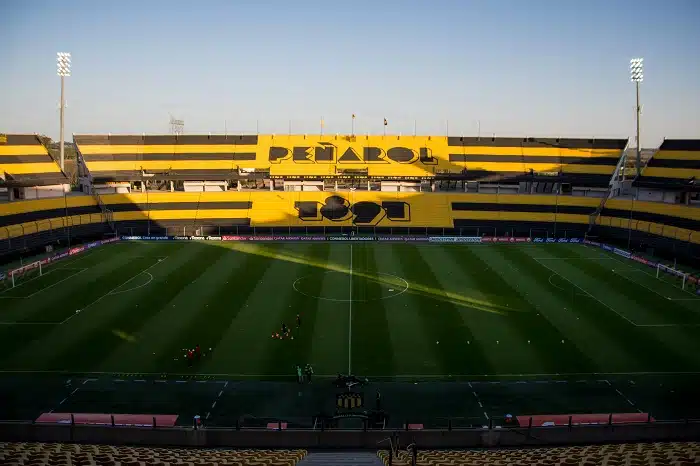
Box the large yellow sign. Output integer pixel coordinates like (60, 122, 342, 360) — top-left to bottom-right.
(76, 135, 626, 179)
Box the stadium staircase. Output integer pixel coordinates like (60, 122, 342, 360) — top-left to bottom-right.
(297, 451, 384, 466)
(587, 148, 630, 233)
(587, 191, 610, 233)
(91, 190, 115, 233)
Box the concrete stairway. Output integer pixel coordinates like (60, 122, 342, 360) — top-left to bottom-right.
(297, 451, 385, 466)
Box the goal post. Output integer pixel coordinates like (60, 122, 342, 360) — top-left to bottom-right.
(657, 263, 688, 290)
(8, 261, 43, 289)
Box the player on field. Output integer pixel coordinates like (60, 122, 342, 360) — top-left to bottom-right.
(187, 349, 194, 367)
(296, 364, 303, 384)
(296, 314, 302, 327)
(195, 344, 201, 360)
(282, 322, 288, 336)
(305, 363, 314, 383)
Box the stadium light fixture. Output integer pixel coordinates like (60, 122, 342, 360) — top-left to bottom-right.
(57, 52, 71, 171)
(630, 58, 643, 177)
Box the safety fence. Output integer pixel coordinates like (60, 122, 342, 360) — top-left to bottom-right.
(0, 417, 698, 449)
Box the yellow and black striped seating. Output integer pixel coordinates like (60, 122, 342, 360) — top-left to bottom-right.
(635, 139, 700, 190)
(445, 137, 627, 187)
(0, 134, 67, 186)
(74, 134, 259, 182)
(2, 192, 699, 253)
(73, 134, 627, 187)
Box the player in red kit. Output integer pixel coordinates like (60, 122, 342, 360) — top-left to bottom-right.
(187, 349, 194, 367)
(195, 344, 201, 360)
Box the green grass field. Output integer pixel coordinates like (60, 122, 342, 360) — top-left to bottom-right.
(1, 240, 700, 426)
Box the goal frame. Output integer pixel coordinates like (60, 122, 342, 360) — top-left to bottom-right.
(656, 263, 688, 290)
(10, 260, 43, 288)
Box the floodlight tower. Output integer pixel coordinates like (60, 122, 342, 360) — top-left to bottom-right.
(630, 58, 643, 177)
(57, 52, 71, 171)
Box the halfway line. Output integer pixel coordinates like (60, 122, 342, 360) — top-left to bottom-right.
(348, 242, 353, 375)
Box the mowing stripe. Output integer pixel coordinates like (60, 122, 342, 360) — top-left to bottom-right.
(25, 268, 88, 299)
(532, 257, 639, 327)
(60, 257, 168, 324)
(586, 245, 700, 299)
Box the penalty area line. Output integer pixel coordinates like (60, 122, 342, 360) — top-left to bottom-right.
(25, 268, 88, 299)
(60, 257, 168, 325)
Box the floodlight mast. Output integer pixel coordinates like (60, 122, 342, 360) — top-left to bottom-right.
(57, 52, 71, 171)
(630, 58, 643, 177)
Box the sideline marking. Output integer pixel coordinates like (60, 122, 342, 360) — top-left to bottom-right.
(25, 268, 88, 299)
(589, 247, 700, 299)
(1, 369, 699, 378)
(534, 256, 699, 327)
(61, 257, 168, 324)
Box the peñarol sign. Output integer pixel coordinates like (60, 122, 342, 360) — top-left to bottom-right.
(269, 145, 437, 165)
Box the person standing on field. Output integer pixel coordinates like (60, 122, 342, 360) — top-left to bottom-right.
(305, 364, 314, 383)
(296, 364, 303, 384)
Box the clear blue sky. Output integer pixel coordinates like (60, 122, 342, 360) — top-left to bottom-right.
(1, 0, 699, 146)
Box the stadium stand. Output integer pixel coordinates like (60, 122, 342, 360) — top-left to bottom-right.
(378, 442, 700, 465)
(0, 443, 307, 466)
(73, 134, 259, 183)
(0, 195, 107, 258)
(444, 137, 626, 189)
(0, 134, 69, 199)
(634, 139, 700, 191)
(73, 135, 627, 191)
(0, 133, 697, 262)
(597, 198, 700, 245)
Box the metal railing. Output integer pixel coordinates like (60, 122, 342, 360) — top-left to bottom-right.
(91, 191, 115, 232)
(0, 416, 698, 449)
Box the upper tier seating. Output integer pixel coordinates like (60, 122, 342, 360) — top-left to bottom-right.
(73, 135, 627, 186)
(0, 134, 67, 187)
(445, 137, 627, 187)
(635, 139, 700, 190)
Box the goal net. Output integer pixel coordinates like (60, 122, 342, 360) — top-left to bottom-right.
(656, 263, 689, 290)
(0, 261, 43, 292)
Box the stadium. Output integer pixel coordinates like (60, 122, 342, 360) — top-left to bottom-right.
(2, 3, 700, 465)
(2, 130, 700, 462)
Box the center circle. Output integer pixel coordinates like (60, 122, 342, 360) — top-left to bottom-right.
(293, 271, 409, 302)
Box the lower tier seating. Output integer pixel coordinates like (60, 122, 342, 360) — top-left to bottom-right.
(0, 443, 307, 466)
(378, 442, 700, 465)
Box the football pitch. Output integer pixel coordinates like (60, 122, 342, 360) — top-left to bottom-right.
(1, 239, 700, 426)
